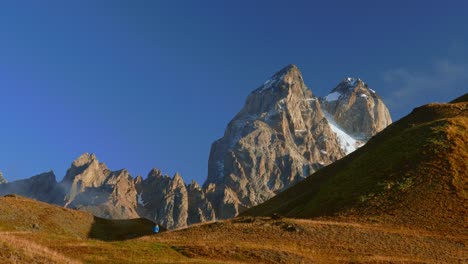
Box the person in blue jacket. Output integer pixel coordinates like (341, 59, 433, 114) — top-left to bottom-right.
(153, 224, 160, 233)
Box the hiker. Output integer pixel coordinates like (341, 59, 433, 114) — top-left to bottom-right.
(153, 224, 160, 233)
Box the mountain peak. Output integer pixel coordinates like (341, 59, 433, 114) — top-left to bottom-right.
(331, 77, 366, 92)
(277, 64, 300, 75)
(72, 152, 97, 167)
(321, 77, 391, 140)
(173, 172, 183, 182)
(344, 77, 358, 86)
(324, 77, 378, 102)
(147, 168, 162, 179)
(31, 171, 57, 184)
(254, 64, 304, 94)
(188, 179, 201, 190)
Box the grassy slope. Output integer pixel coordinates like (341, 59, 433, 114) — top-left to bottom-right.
(0, 195, 222, 263)
(0, 194, 160, 240)
(0, 196, 465, 263)
(149, 217, 466, 263)
(244, 97, 467, 234)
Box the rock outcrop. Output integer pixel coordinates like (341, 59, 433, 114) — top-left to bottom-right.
(59, 153, 111, 206)
(136, 169, 215, 229)
(204, 65, 392, 219)
(54, 153, 138, 219)
(187, 180, 216, 225)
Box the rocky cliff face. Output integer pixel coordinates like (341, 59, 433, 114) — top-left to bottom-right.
(52, 153, 138, 219)
(204, 65, 392, 219)
(135, 169, 215, 229)
(135, 169, 189, 229)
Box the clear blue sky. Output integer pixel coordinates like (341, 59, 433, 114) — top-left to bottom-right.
(1, 1, 467, 183)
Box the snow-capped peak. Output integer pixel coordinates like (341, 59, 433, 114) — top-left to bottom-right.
(328, 77, 373, 95)
(345, 77, 358, 87)
(257, 73, 286, 92)
(254, 64, 302, 93)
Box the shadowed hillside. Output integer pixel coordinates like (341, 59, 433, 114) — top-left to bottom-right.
(244, 94, 468, 234)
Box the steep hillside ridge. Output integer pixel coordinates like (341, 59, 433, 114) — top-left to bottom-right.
(205, 65, 391, 219)
(244, 95, 467, 233)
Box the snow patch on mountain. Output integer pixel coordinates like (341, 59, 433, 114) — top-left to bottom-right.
(257, 73, 286, 93)
(325, 92, 341, 101)
(137, 193, 145, 206)
(322, 110, 362, 154)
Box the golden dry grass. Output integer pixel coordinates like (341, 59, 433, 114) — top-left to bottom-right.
(0, 232, 81, 264)
(1, 214, 466, 263)
(149, 217, 467, 263)
(2, 195, 467, 263)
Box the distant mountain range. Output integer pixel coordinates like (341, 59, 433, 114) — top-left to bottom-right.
(0, 64, 392, 229)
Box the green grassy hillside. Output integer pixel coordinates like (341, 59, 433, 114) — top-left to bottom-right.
(244, 94, 467, 233)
